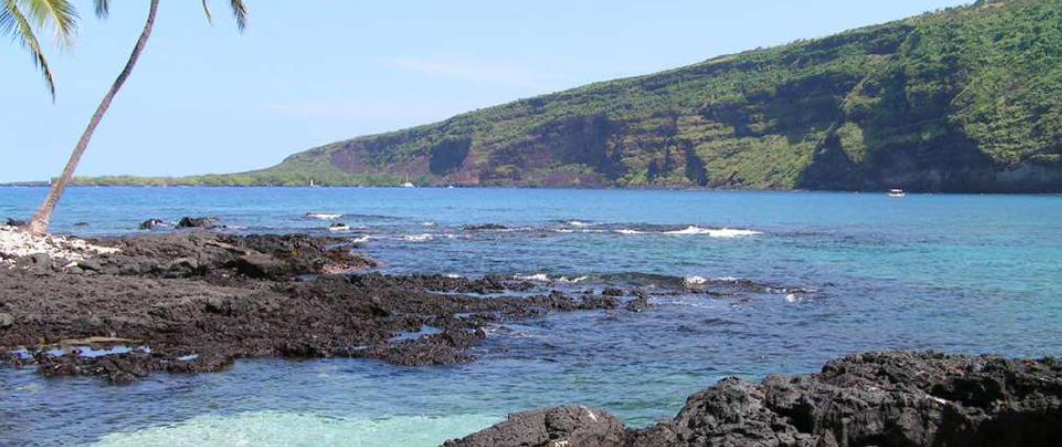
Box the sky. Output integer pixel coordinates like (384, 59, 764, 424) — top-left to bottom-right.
(0, 0, 969, 182)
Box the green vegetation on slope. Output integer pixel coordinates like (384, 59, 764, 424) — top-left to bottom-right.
(65, 0, 1062, 191)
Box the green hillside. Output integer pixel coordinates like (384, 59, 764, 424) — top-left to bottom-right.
(78, 0, 1062, 191)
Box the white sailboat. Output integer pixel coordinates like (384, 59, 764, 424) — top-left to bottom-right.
(888, 189, 906, 197)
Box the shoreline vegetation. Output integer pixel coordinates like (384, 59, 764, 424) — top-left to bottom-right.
(8, 1, 1062, 194)
(4, 179, 1062, 195)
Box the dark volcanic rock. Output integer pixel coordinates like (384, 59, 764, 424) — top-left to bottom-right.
(176, 216, 218, 229)
(444, 406, 626, 447)
(445, 352, 1062, 447)
(0, 233, 625, 382)
(138, 218, 166, 230)
(5, 218, 27, 228)
(624, 291, 651, 313)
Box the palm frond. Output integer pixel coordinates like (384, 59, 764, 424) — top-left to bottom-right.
(24, 0, 77, 44)
(229, 0, 246, 31)
(93, 0, 108, 19)
(200, 0, 212, 24)
(201, 0, 246, 31)
(2, 0, 57, 98)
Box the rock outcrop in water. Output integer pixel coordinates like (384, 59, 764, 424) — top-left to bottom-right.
(444, 352, 1062, 447)
(0, 232, 633, 382)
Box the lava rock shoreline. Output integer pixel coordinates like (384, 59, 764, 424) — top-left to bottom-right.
(443, 351, 1062, 447)
(0, 231, 627, 382)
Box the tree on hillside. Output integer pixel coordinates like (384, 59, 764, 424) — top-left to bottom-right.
(1, 0, 78, 99)
(27, 0, 248, 236)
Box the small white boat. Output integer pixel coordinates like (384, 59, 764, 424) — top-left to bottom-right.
(888, 189, 907, 198)
(401, 182, 416, 188)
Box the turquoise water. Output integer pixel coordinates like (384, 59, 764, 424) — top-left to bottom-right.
(2, 187, 1061, 446)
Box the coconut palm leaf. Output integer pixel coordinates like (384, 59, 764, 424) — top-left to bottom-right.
(22, 0, 77, 43)
(201, 0, 247, 31)
(0, 0, 76, 98)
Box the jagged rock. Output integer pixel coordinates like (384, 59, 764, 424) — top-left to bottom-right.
(5, 219, 27, 228)
(443, 406, 626, 447)
(232, 252, 288, 279)
(176, 217, 217, 229)
(0, 313, 13, 329)
(444, 352, 1062, 447)
(138, 218, 166, 230)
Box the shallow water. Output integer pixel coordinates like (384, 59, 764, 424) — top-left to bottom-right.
(2, 187, 1061, 446)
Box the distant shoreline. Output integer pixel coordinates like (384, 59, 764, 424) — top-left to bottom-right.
(2, 182, 1060, 195)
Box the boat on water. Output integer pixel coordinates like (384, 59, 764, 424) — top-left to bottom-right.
(401, 181, 416, 188)
(889, 189, 907, 197)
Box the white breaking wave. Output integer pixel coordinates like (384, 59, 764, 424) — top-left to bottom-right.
(351, 236, 371, 243)
(305, 213, 342, 221)
(514, 273, 551, 282)
(403, 234, 434, 242)
(445, 273, 462, 279)
(684, 275, 709, 285)
(664, 226, 762, 238)
(557, 276, 590, 284)
(89, 411, 501, 447)
(615, 229, 647, 235)
(565, 220, 591, 227)
(327, 224, 351, 232)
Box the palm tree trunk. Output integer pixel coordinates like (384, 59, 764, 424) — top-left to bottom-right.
(27, 0, 161, 236)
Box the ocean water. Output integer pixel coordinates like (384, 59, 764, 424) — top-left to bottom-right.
(2, 187, 1061, 446)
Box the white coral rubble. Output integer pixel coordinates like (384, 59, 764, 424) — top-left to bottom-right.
(0, 226, 120, 267)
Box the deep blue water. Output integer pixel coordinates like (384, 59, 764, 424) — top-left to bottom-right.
(2, 187, 1061, 446)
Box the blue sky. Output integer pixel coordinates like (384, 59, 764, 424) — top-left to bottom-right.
(1, 0, 968, 182)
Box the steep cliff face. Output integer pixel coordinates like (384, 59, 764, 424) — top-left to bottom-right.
(249, 0, 1062, 192)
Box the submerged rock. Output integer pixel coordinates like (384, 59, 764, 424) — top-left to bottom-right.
(444, 352, 1062, 447)
(463, 224, 508, 231)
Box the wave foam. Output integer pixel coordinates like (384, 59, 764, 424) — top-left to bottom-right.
(665, 226, 762, 238)
(684, 275, 709, 285)
(305, 213, 342, 221)
(514, 273, 551, 282)
(403, 234, 434, 242)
